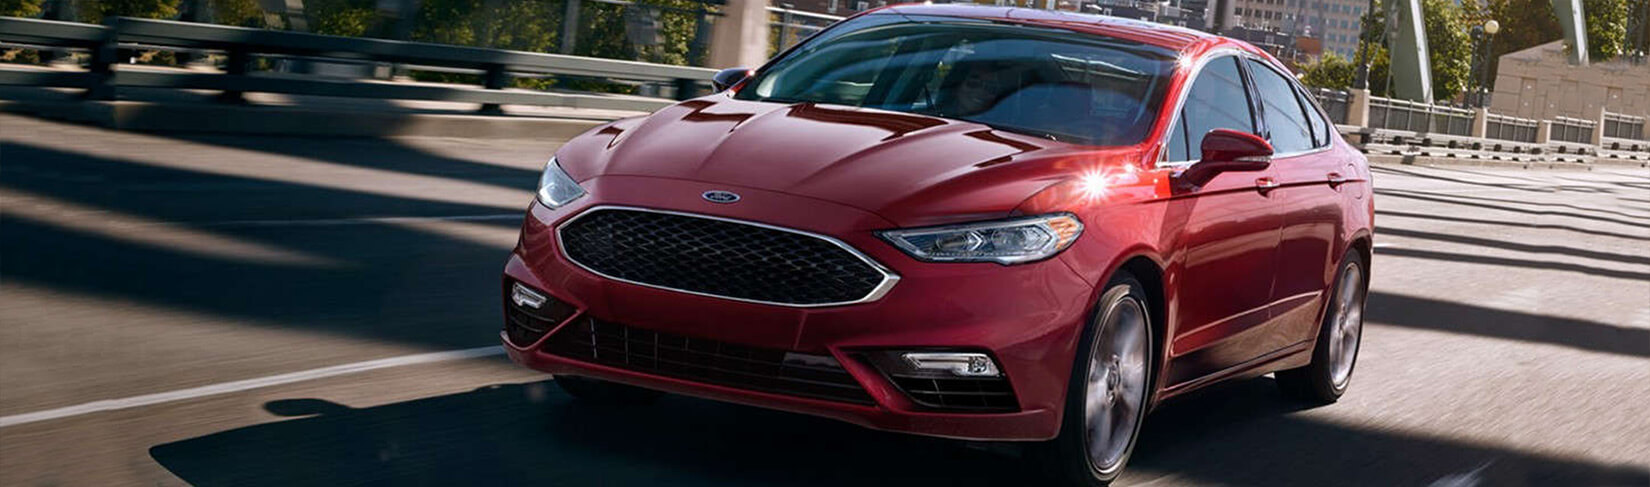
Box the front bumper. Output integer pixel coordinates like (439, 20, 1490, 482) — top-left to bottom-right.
(502, 175, 1097, 441)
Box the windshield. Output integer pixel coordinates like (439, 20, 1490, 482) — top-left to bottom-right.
(734, 14, 1177, 146)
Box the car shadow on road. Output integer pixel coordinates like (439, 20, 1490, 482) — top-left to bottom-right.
(149, 378, 1649, 487)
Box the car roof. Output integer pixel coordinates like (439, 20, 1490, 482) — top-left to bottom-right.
(872, 4, 1254, 55)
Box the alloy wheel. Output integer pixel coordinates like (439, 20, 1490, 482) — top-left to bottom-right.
(1084, 295, 1149, 474)
(1327, 262, 1365, 389)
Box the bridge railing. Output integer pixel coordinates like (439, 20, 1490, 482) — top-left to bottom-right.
(1485, 113, 1540, 143)
(1366, 95, 1473, 136)
(1549, 116, 1597, 145)
(1603, 112, 1646, 141)
(0, 16, 719, 113)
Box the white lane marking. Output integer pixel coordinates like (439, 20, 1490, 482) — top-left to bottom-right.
(0, 346, 506, 428)
(1373, 242, 1399, 249)
(201, 214, 522, 228)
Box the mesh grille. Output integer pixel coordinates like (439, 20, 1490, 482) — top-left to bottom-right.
(558, 208, 890, 306)
(544, 318, 874, 405)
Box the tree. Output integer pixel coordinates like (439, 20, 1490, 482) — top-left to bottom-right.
(1483, 0, 1631, 66)
(78, 0, 182, 20)
(1351, 0, 1472, 101)
(1, 0, 45, 17)
(1300, 52, 1356, 89)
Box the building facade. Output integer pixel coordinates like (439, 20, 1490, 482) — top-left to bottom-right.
(1490, 40, 1650, 120)
(1229, 0, 1365, 58)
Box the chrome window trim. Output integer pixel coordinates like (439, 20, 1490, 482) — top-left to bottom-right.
(1156, 48, 1333, 168)
(555, 205, 902, 308)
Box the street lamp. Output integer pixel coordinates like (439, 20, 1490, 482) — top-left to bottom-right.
(1469, 19, 1500, 107)
(1353, 0, 1378, 89)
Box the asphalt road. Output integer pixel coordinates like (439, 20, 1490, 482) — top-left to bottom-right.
(2, 113, 1647, 486)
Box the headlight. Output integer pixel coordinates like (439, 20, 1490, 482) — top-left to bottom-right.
(536, 156, 586, 208)
(879, 213, 1083, 265)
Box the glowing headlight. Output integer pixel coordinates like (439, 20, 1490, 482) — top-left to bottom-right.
(536, 156, 586, 208)
(879, 213, 1083, 265)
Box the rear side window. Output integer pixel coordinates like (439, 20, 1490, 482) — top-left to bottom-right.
(1167, 56, 1255, 161)
(1294, 86, 1335, 148)
(1244, 59, 1314, 154)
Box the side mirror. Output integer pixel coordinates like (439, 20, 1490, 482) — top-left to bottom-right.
(711, 67, 753, 92)
(1177, 129, 1274, 188)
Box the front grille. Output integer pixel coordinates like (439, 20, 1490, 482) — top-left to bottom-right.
(558, 208, 893, 307)
(887, 376, 1019, 412)
(543, 318, 874, 405)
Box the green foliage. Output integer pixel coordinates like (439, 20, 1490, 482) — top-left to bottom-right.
(1353, 0, 1472, 102)
(1483, 0, 1630, 65)
(573, 0, 707, 66)
(1582, 0, 1628, 60)
(306, 0, 376, 36)
(1, 0, 45, 17)
(1299, 52, 1356, 90)
(209, 0, 265, 27)
(413, 0, 560, 52)
(79, 0, 181, 20)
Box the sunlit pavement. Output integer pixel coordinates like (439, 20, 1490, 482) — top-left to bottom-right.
(2, 113, 1646, 486)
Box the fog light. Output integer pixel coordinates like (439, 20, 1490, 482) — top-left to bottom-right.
(511, 283, 547, 309)
(901, 352, 1001, 377)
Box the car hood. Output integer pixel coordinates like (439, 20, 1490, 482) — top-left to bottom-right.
(554, 96, 1144, 227)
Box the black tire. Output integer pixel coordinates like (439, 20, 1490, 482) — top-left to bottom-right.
(1276, 248, 1368, 403)
(1038, 273, 1154, 487)
(554, 375, 663, 405)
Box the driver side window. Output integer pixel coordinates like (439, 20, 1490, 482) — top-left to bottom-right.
(1165, 56, 1256, 162)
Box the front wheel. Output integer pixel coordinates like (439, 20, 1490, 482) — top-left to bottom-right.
(1276, 249, 1368, 403)
(1039, 273, 1153, 487)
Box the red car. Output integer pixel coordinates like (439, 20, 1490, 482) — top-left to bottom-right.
(503, 5, 1372, 485)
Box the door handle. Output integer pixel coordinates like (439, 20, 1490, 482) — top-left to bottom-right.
(1255, 177, 1280, 192)
(1327, 173, 1349, 186)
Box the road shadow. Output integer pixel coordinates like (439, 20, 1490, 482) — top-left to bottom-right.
(1376, 210, 1650, 242)
(1375, 189, 1649, 228)
(1374, 246, 1650, 283)
(1370, 165, 1612, 195)
(1, 142, 523, 349)
(149, 378, 1649, 487)
(1366, 291, 1650, 358)
(1376, 226, 1650, 266)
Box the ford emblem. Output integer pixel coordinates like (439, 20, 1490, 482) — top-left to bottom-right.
(702, 190, 741, 204)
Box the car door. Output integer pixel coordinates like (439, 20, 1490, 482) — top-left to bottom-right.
(1244, 58, 1345, 350)
(1160, 55, 1287, 388)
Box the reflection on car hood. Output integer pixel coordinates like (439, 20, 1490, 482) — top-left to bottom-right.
(554, 96, 1141, 227)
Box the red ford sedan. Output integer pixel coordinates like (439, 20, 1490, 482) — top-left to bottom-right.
(503, 5, 1372, 485)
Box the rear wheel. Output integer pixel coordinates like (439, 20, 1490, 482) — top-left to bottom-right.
(554, 375, 663, 405)
(1276, 249, 1367, 403)
(1040, 273, 1153, 487)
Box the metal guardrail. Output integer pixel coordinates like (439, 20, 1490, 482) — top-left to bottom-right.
(1603, 112, 1646, 141)
(1485, 112, 1540, 143)
(1366, 96, 1473, 136)
(1312, 88, 1350, 125)
(0, 16, 719, 112)
(768, 7, 842, 54)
